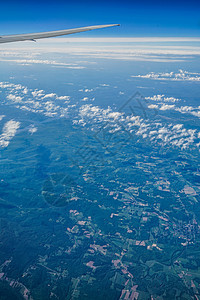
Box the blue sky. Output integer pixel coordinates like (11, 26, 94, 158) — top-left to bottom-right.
(0, 0, 200, 37)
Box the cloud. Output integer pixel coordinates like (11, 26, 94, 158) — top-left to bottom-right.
(57, 96, 70, 101)
(79, 88, 94, 92)
(0, 58, 86, 69)
(7, 94, 23, 103)
(176, 106, 200, 118)
(39, 37, 200, 43)
(148, 104, 159, 109)
(77, 103, 200, 150)
(145, 95, 180, 103)
(0, 80, 199, 151)
(0, 81, 72, 118)
(2, 38, 200, 63)
(42, 93, 57, 99)
(32, 90, 45, 98)
(147, 101, 200, 118)
(28, 126, 38, 135)
(160, 104, 175, 111)
(0, 120, 20, 148)
(99, 84, 110, 87)
(81, 97, 89, 101)
(132, 70, 200, 81)
(146, 95, 200, 119)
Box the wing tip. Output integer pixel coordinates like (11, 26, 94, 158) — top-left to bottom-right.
(111, 24, 120, 27)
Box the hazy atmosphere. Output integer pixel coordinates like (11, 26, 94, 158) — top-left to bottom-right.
(0, 1, 200, 299)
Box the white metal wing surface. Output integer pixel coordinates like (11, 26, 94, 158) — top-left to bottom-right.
(0, 24, 120, 44)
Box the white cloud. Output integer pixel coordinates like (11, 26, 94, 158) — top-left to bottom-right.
(77, 103, 199, 150)
(42, 93, 57, 99)
(0, 80, 199, 151)
(56, 96, 70, 101)
(146, 96, 200, 119)
(0, 120, 20, 148)
(79, 89, 94, 93)
(160, 104, 175, 111)
(148, 104, 159, 109)
(0, 58, 86, 69)
(7, 94, 23, 103)
(81, 97, 89, 101)
(32, 90, 45, 98)
(38, 37, 200, 43)
(2, 39, 200, 63)
(0, 81, 72, 119)
(132, 70, 200, 81)
(99, 84, 110, 87)
(29, 126, 38, 134)
(145, 95, 180, 103)
(172, 124, 183, 130)
(22, 88, 28, 94)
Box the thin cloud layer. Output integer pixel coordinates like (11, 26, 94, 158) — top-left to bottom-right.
(1, 37, 200, 63)
(0, 57, 86, 69)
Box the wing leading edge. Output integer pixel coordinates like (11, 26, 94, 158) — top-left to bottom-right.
(0, 24, 120, 44)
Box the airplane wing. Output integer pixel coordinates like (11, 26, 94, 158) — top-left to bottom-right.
(0, 24, 120, 44)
